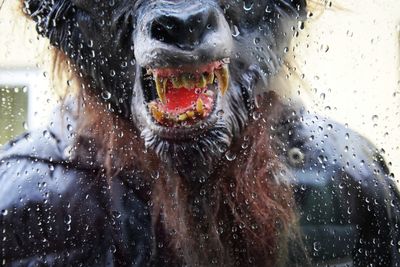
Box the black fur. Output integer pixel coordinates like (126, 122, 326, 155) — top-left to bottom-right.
(23, 0, 306, 180)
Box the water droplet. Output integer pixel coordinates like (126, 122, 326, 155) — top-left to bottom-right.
(218, 144, 228, 153)
(347, 207, 352, 214)
(151, 171, 160, 180)
(43, 130, 50, 139)
(298, 21, 305, 30)
(252, 111, 261, 120)
(243, 1, 254, 11)
(101, 91, 112, 100)
(225, 150, 237, 161)
(313, 242, 321, 251)
(64, 215, 72, 224)
(232, 25, 240, 37)
(112, 210, 121, 218)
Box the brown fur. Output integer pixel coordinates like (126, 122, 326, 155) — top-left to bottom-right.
(71, 86, 303, 266)
(15, 0, 336, 264)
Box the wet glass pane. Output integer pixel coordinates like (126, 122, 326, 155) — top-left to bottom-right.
(0, 86, 28, 144)
(0, 0, 399, 266)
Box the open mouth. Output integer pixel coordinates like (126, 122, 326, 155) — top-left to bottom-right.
(143, 59, 230, 127)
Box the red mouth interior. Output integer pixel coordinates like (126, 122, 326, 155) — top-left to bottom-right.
(147, 60, 228, 126)
(157, 85, 213, 115)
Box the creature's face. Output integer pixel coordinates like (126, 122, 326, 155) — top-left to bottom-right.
(24, 0, 306, 178)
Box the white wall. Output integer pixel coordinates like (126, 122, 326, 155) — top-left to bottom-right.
(296, 0, 400, 181)
(0, 1, 55, 130)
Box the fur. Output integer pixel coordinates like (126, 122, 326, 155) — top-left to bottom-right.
(17, 0, 329, 265)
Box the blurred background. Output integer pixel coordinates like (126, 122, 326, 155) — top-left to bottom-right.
(295, 0, 400, 181)
(0, 0, 55, 144)
(0, 0, 399, 179)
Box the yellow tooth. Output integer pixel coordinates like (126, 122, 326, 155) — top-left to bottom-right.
(186, 110, 195, 118)
(178, 113, 188, 121)
(182, 74, 191, 88)
(171, 76, 181, 88)
(162, 79, 168, 100)
(196, 98, 204, 113)
(197, 74, 207, 88)
(182, 74, 195, 89)
(154, 76, 167, 103)
(150, 105, 163, 122)
(215, 65, 229, 95)
(205, 72, 215, 84)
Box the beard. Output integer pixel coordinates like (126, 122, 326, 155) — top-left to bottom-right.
(141, 88, 248, 182)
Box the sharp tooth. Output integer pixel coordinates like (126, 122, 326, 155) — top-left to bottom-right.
(205, 72, 214, 84)
(182, 74, 189, 88)
(182, 74, 195, 89)
(178, 113, 188, 121)
(171, 76, 181, 88)
(154, 76, 167, 103)
(196, 97, 204, 113)
(215, 65, 229, 95)
(198, 74, 207, 88)
(150, 104, 163, 122)
(186, 110, 195, 118)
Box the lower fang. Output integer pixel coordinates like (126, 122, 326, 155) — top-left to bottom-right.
(196, 98, 204, 113)
(178, 113, 188, 121)
(150, 105, 163, 122)
(186, 111, 195, 118)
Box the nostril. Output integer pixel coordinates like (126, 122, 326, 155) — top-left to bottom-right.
(149, 7, 218, 50)
(150, 16, 181, 44)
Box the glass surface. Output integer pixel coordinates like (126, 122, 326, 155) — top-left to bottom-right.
(0, 0, 399, 266)
(0, 86, 27, 144)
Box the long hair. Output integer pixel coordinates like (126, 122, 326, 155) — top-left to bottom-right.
(43, 19, 311, 267)
(15, 0, 334, 265)
(72, 87, 306, 266)
(148, 92, 307, 266)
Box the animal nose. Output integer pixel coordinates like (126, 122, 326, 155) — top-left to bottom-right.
(149, 5, 218, 50)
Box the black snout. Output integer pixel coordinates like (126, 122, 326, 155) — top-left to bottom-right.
(134, 2, 233, 68)
(150, 5, 218, 50)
